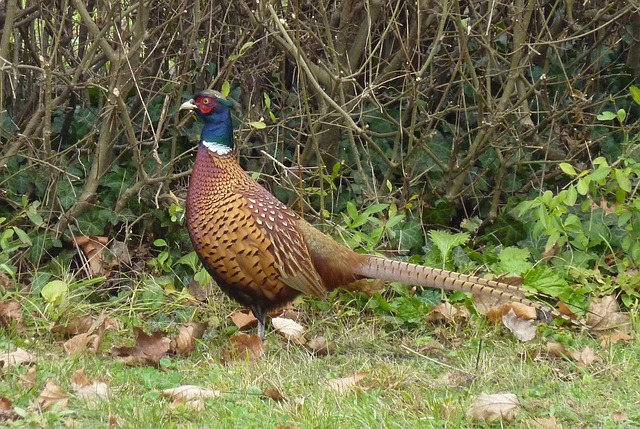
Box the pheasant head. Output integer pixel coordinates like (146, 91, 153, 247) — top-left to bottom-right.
(180, 90, 235, 154)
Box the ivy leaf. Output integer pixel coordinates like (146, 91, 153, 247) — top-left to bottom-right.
(394, 220, 425, 251)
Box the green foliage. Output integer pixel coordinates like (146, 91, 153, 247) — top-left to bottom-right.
(514, 90, 640, 306)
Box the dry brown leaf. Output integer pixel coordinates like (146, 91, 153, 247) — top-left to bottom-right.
(426, 302, 470, 323)
(546, 342, 572, 359)
(63, 332, 96, 357)
(111, 327, 171, 367)
(340, 278, 385, 295)
(557, 301, 578, 320)
(611, 411, 628, 423)
(502, 309, 537, 342)
(21, 367, 37, 387)
(62, 312, 109, 357)
(305, 336, 336, 356)
(229, 309, 258, 331)
(51, 315, 95, 336)
(487, 302, 537, 323)
(230, 333, 264, 362)
(169, 322, 208, 356)
(262, 387, 285, 402)
(271, 317, 305, 339)
(440, 371, 474, 388)
(71, 369, 109, 403)
(600, 330, 633, 348)
(34, 380, 68, 411)
(0, 348, 35, 370)
(473, 275, 525, 315)
(110, 239, 132, 265)
(586, 295, 631, 331)
(73, 235, 109, 277)
(0, 396, 19, 424)
(162, 385, 220, 410)
(466, 393, 520, 423)
(416, 340, 445, 354)
(571, 346, 599, 367)
(0, 300, 26, 332)
(325, 372, 367, 394)
(528, 416, 562, 428)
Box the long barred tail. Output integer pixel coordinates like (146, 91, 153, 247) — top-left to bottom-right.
(353, 256, 580, 326)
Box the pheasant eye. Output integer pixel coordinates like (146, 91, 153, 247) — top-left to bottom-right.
(201, 98, 210, 104)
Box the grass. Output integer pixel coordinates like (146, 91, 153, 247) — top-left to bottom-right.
(1, 294, 639, 429)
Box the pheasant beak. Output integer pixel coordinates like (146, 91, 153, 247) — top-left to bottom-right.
(180, 99, 197, 111)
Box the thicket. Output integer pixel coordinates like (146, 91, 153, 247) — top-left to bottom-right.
(0, 0, 638, 322)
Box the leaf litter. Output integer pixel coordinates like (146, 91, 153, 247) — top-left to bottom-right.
(466, 392, 521, 423)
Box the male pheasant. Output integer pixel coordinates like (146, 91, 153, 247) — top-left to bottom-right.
(180, 90, 567, 339)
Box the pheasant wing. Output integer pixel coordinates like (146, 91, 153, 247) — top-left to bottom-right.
(242, 190, 327, 298)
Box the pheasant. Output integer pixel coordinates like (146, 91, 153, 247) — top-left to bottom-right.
(180, 90, 571, 339)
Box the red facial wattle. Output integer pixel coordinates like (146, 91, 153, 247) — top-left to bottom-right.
(196, 97, 216, 115)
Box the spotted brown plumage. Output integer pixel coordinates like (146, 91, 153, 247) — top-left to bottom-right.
(180, 90, 578, 339)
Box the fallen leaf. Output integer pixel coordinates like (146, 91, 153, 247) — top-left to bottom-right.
(416, 340, 445, 354)
(111, 327, 171, 367)
(229, 309, 257, 331)
(262, 387, 285, 402)
(0, 272, 15, 290)
(557, 301, 578, 319)
(0, 300, 26, 332)
(528, 416, 561, 428)
(169, 322, 208, 356)
(487, 302, 537, 323)
(62, 312, 109, 357)
(340, 278, 385, 295)
(21, 367, 37, 387)
(426, 302, 470, 323)
(466, 393, 520, 423)
(473, 276, 525, 315)
(110, 239, 132, 265)
(64, 332, 96, 357)
(586, 295, 631, 331)
(0, 396, 19, 424)
(271, 317, 305, 339)
(187, 280, 214, 301)
(502, 309, 537, 342)
(34, 380, 68, 411)
(305, 336, 336, 356)
(600, 330, 632, 348)
(325, 372, 367, 394)
(71, 369, 109, 403)
(162, 385, 220, 410)
(440, 371, 474, 388)
(230, 333, 264, 362)
(51, 315, 95, 336)
(571, 346, 599, 367)
(0, 348, 35, 370)
(546, 342, 572, 359)
(73, 235, 109, 277)
(611, 411, 628, 423)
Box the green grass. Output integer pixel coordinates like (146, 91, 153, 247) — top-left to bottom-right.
(1, 300, 639, 429)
